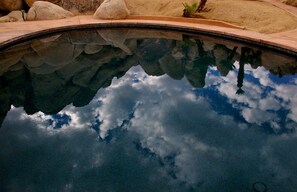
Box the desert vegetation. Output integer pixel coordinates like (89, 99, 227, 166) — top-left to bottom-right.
(182, 0, 207, 17)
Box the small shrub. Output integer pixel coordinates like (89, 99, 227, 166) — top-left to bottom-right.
(182, 2, 198, 17)
(182, 0, 208, 17)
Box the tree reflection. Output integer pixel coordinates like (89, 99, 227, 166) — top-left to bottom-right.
(236, 48, 247, 95)
(236, 47, 262, 95)
(189, 39, 215, 88)
(217, 45, 237, 76)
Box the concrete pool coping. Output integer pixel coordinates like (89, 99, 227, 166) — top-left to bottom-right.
(0, 15, 297, 56)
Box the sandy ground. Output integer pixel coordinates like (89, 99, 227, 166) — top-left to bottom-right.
(125, 0, 297, 33)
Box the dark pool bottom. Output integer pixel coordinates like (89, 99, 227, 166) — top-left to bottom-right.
(0, 29, 297, 192)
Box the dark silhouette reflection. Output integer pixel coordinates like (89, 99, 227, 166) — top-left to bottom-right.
(236, 48, 248, 95)
(236, 47, 262, 95)
(0, 29, 296, 128)
(216, 45, 237, 76)
(185, 38, 215, 88)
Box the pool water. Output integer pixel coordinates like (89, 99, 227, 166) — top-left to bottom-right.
(0, 29, 297, 192)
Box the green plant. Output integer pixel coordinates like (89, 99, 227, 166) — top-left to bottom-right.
(181, 38, 196, 47)
(182, 0, 208, 17)
(182, 2, 198, 17)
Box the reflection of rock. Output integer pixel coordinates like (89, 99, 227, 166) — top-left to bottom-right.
(1, 29, 297, 122)
(213, 44, 238, 76)
(84, 44, 103, 55)
(71, 46, 131, 89)
(0, 10, 25, 23)
(69, 30, 106, 45)
(24, 43, 133, 113)
(246, 49, 262, 69)
(159, 54, 185, 80)
(214, 44, 231, 76)
(0, 54, 24, 75)
(0, 86, 11, 128)
(183, 39, 215, 88)
(0, 0, 24, 12)
(87, 54, 136, 91)
(137, 39, 173, 76)
(139, 60, 164, 76)
(31, 72, 81, 114)
(262, 51, 297, 76)
(31, 33, 84, 68)
(185, 59, 209, 88)
(72, 88, 97, 107)
(0, 43, 32, 75)
(98, 29, 132, 54)
(26, 1, 74, 21)
(93, 0, 130, 19)
(24, 53, 59, 75)
(0, 69, 28, 127)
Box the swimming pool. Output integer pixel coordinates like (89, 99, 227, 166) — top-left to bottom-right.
(0, 29, 297, 192)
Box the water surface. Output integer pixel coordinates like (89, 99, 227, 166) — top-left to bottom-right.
(0, 29, 297, 192)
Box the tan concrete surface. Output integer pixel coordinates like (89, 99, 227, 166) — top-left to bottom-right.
(262, 0, 297, 17)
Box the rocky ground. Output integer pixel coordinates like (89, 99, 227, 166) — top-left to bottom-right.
(0, 0, 297, 33)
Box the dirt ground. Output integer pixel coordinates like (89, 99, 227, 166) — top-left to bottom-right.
(125, 0, 297, 33)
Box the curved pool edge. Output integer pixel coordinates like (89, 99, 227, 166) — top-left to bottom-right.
(0, 15, 296, 56)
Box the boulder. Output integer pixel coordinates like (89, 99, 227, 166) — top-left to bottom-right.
(25, 0, 104, 14)
(60, 0, 104, 14)
(26, 1, 74, 21)
(0, 0, 24, 12)
(25, 0, 60, 7)
(93, 0, 130, 19)
(0, 10, 25, 23)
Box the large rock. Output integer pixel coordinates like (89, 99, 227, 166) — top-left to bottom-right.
(61, 0, 104, 14)
(93, 0, 130, 19)
(25, 0, 104, 14)
(25, 0, 60, 7)
(0, 0, 24, 12)
(0, 10, 25, 23)
(26, 1, 74, 21)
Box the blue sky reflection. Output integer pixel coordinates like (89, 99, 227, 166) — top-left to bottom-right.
(1, 64, 297, 191)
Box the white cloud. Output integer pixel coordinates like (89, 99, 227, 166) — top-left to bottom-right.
(1, 56, 297, 191)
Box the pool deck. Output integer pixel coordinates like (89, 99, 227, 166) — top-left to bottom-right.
(0, 1, 297, 54)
